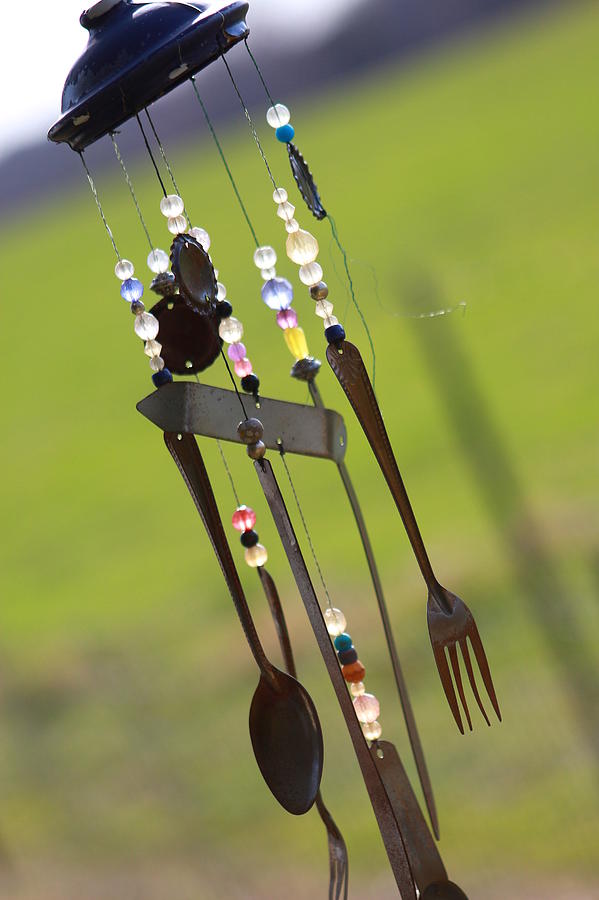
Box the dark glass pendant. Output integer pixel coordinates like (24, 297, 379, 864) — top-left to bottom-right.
(149, 295, 221, 374)
(287, 143, 327, 221)
(170, 233, 217, 313)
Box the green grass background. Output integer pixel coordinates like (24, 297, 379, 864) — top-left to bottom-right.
(0, 2, 598, 897)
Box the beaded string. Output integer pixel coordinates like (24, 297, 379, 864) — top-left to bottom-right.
(144, 108, 192, 230)
(109, 133, 154, 253)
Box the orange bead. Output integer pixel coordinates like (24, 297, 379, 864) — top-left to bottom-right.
(342, 661, 366, 683)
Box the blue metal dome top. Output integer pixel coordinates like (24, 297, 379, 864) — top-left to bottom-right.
(48, 0, 249, 151)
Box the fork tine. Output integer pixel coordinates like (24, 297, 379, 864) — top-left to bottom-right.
(447, 643, 472, 731)
(459, 637, 490, 726)
(468, 627, 501, 721)
(432, 642, 464, 733)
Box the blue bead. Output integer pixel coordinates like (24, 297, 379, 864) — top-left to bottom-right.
(261, 276, 294, 311)
(325, 323, 346, 345)
(152, 368, 173, 387)
(120, 277, 144, 303)
(334, 633, 353, 652)
(276, 124, 295, 143)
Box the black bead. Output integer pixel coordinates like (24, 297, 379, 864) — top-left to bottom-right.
(337, 647, 358, 665)
(325, 323, 346, 345)
(240, 529, 259, 548)
(241, 373, 260, 394)
(215, 300, 232, 319)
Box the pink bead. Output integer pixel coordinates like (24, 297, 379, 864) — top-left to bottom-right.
(276, 307, 298, 330)
(234, 357, 253, 377)
(353, 693, 380, 724)
(232, 506, 257, 532)
(228, 341, 247, 362)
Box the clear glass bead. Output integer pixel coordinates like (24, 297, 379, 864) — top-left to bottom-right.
(160, 194, 184, 217)
(245, 543, 268, 568)
(227, 341, 246, 362)
(283, 326, 308, 360)
(167, 215, 187, 235)
(298, 262, 323, 286)
(354, 693, 380, 725)
(324, 607, 346, 637)
(323, 315, 339, 329)
(147, 248, 170, 274)
(350, 681, 366, 698)
(277, 201, 295, 221)
(188, 226, 211, 251)
(362, 720, 382, 741)
(266, 103, 290, 128)
(115, 258, 134, 280)
(149, 355, 165, 372)
(272, 187, 288, 204)
(134, 311, 159, 341)
(261, 276, 294, 311)
(285, 218, 300, 234)
(144, 339, 162, 358)
(286, 229, 319, 265)
(261, 267, 277, 281)
(218, 316, 243, 343)
(314, 299, 334, 319)
(253, 245, 277, 269)
(216, 282, 227, 301)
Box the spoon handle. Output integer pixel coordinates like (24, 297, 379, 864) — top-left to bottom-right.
(164, 431, 271, 676)
(327, 341, 438, 593)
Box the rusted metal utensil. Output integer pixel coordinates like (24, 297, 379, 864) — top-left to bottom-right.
(165, 431, 324, 815)
(327, 340, 500, 733)
(259, 567, 349, 900)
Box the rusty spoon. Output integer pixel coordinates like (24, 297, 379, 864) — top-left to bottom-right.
(165, 432, 324, 815)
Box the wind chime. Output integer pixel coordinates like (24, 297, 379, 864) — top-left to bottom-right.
(48, 2, 501, 897)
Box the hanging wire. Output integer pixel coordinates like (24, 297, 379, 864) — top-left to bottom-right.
(110, 133, 154, 252)
(278, 448, 334, 610)
(244, 40, 277, 109)
(78, 151, 121, 259)
(144, 108, 192, 228)
(190, 77, 261, 248)
(135, 112, 168, 197)
(220, 348, 249, 420)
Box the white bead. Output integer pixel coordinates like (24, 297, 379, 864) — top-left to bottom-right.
(253, 245, 277, 269)
(314, 299, 334, 319)
(272, 187, 288, 204)
(134, 311, 159, 341)
(218, 316, 243, 343)
(216, 282, 227, 301)
(245, 543, 268, 568)
(261, 267, 277, 281)
(188, 226, 211, 251)
(323, 315, 339, 329)
(167, 215, 187, 235)
(277, 201, 295, 221)
(286, 229, 319, 265)
(144, 339, 162, 358)
(160, 194, 184, 217)
(350, 681, 366, 697)
(324, 607, 346, 637)
(147, 248, 170, 274)
(115, 258, 134, 280)
(266, 103, 290, 128)
(285, 218, 300, 234)
(354, 693, 380, 725)
(299, 262, 324, 286)
(362, 720, 383, 742)
(149, 356, 165, 372)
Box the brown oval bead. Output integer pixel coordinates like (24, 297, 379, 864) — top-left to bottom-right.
(309, 280, 328, 301)
(247, 440, 266, 460)
(342, 661, 366, 683)
(237, 417, 264, 444)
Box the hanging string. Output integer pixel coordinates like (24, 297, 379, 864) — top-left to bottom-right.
(220, 348, 249, 420)
(244, 40, 277, 109)
(194, 377, 242, 508)
(135, 112, 168, 197)
(109, 133, 154, 252)
(78, 151, 121, 259)
(143, 108, 192, 228)
(278, 448, 334, 610)
(190, 77, 260, 249)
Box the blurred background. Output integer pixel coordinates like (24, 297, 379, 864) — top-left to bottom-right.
(0, 0, 598, 897)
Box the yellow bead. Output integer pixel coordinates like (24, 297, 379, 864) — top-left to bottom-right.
(245, 543, 268, 568)
(324, 607, 346, 637)
(284, 326, 309, 360)
(286, 229, 319, 266)
(350, 681, 366, 697)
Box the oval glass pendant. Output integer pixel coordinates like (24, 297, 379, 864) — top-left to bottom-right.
(287, 143, 327, 221)
(149, 295, 221, 374)
(170, 233, 217, 314)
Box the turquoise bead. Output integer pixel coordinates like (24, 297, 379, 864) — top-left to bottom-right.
(334, 633, 353, 652)
(276, 124, 295, 143)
